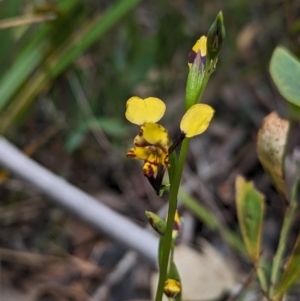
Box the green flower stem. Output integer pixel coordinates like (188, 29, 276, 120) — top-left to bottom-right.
(269, 176, 299, 298)
(155, 59, 213, 301)
(155, 138, 190, 301)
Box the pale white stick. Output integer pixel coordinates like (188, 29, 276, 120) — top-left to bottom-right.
(0, 138, 158, 263)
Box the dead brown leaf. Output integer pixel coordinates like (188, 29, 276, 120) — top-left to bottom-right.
(257, 112, 290, 199)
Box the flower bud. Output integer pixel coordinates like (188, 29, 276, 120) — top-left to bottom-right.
(145, 211, 166, 236)
(185, 36, 207, 108)
(164, 278, 181, 298)
(207, 11, 225, 62)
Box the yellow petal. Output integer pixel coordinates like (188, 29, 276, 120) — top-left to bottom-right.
(134, 123, 169, 152)
(188, 36, 207, 68)
(126, 146, 150, 160)
(180, 104, 214, 138)
(125, 96, 166, 125)
(193, 36, 207, 55)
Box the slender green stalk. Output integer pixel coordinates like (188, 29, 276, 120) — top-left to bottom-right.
(269, 176, 299, 298)
(155, 139, 190, 301)
(155, 57, 213, 301)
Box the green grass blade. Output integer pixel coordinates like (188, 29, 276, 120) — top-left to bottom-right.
(0, 0, 80, 111)
(274, 234, 300, 298)
(0, 0, 21, 73)
(179, 189, 246, 256)
(0, 0, 142, 134)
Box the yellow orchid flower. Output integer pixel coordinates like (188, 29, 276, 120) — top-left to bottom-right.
(125, 96, 169, 177)
(125, 96, 214, 177)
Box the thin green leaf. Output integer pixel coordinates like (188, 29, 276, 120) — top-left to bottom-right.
(168, 260, 182, 301)
(179, 189, 246, 256)
(168, 260, 181, 282)
(235, 175, 265, 265)
(0, 0, 21, 75)
(274, 235, 300, 298)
